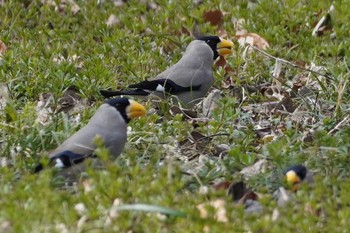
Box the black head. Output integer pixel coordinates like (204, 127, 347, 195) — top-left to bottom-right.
(284, 165, 307, 181)
(106, 98, 131, 123)
(197, 36, 221, 59)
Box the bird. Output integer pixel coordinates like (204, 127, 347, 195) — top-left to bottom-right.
(284, 164, 313, 191)
(34, 98, 147, 176)
(273, 165, 312, 206)
(100, 36, 234, 107)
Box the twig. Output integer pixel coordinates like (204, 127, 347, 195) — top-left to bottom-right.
(327, 115, 350, 135)
(246, 45, 334, 81)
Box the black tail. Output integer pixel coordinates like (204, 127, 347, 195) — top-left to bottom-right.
(33, 151, 92, 173)
(100, 89, 150, 98)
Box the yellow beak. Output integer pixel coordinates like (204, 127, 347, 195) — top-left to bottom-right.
(286, 170, 301, 191)
(217, 37, 234, 56)
(127, 100, 147, 119)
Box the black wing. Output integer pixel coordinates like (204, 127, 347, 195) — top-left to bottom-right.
(34, 150, 93, 173)
(129, 79, 201, 94)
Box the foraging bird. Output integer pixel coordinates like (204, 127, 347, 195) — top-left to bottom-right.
(35, 98, 146, 174)
(284, 165, 312, 191)
(100, 36, 234, 107)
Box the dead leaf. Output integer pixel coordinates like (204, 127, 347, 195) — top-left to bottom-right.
(53, 86, 89, 123)
(211, 181, 232, 191)
(203, 10, 224, 26)
(197, 89, 221, 117)
(274, 95, 297, 114)
(235, 33, 270, 50)
(36, 93, 54, 125)
(238, 190, 258, 205)
(228, 181, 250, 202)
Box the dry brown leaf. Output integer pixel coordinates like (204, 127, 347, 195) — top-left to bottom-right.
(211, 181, 232, 191)
(203, 10, 224, 26)
(228, 181, 250, 202)
(274, 95, 297, 114)
(235, 33, 269, 50)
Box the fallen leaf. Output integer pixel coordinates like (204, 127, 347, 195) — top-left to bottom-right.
(211, 181, 232, 191)
(274, 95, 297, 114)
(235, 32, 270, 50)
(228, 181, 250, 202)
(36, 93, 54, 125)
(203, 10, 224, 26)
(198, 89, 221, 117)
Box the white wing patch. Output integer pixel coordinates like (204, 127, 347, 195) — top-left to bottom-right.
(155, 84, 165, 91)
(54, 159, 65, 168)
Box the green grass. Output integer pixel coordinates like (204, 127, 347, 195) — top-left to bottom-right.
(1, 0, 350, 232)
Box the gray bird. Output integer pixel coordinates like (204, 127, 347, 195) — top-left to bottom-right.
(35, 98, 146, 176)
(100, 36, 234, 107)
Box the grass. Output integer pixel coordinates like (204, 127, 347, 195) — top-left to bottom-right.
(1, 0, 350, 232)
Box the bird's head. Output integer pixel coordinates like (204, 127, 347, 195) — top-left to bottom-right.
(106, 98, 147, 123)
(198, 36, 234, 59)
(284, 165, 307, 191)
